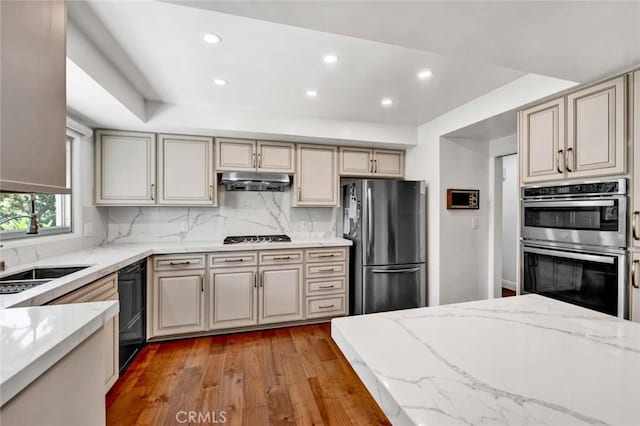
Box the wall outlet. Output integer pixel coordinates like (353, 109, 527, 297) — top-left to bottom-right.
(84, 223, 94, 237)
(471, 217, 479, 230)
(180, 221, 189, 233)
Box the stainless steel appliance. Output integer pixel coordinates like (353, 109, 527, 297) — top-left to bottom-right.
(521, 179, 626, 249)
(221, 172, 290, 192)
(118, 260, 146, 373)
(223, 234, 291, 244)
(343, 180, 427, 315)
(520, 179, 628, 318)
(522, 243, 626, 317)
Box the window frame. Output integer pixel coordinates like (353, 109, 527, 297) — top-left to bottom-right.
(0, 135, 74, 240)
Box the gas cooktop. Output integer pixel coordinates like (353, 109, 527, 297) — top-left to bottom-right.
(223, 234, 292, 244)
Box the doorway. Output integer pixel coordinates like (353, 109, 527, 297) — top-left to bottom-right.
(500, 154, 518, 297)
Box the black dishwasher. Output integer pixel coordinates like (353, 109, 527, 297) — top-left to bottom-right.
(117, 259, 146, 373)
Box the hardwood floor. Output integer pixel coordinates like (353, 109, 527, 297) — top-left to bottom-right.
(107, 324, 390, 426)
(502, 287, 516, 297)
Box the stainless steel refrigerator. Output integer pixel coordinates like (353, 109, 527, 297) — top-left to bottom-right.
(342, 179, 427, 315)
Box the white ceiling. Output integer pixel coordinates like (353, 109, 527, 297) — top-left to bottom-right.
(445, 110, 517, 141)
(172, 1, 640, 84)
(70, 0, 527, 127)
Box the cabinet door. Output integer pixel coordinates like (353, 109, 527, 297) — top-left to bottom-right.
(216, 138, 256, 171)
(295, 144, 339, 207)
(158, 134, 216, 205)
(259, 265, 303, 324)
(209, 267, 258, 330)
(632, 252, 640, 323)
(95, 130, 157, 205)
(152, 271, 205, 337)
(103, 296, 119, 393)
(257, 141, 295, 173)
(340, 147, 373, 176)
(520, 98, 565, 183)
(373, 149, 404, 178)
(567, 76, 626, 178)
(634, 71, 640, 249)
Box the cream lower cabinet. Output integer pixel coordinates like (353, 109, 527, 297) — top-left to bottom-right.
(631, 252, 640, 323)
(48, 273, 119, 393)
(295, 144, 339, 207)
(151, 270, 206, 337)
(259, 264, 303, 324)
(157, 134, 216, 206)
(209, 267, 258, 329)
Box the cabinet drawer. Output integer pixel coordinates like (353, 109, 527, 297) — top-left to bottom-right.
(306, 262, 346, 278)
(153, 255, 205, 271)
(210, 252, 258, 268)
(306, 277, 345, 296)
(50, 273, 117, 304)
(259, 250, 303, 265)
(306, 295, 346, 318)
(306, 248, 346, 263)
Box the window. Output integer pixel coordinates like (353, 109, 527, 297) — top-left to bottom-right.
(0, 137, 73, 239)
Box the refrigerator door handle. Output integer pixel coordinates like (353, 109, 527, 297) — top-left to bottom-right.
(371, 267, 421, 274)
(367, 186, 373, 259)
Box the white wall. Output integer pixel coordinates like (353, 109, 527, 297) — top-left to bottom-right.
(406, 74, 575, 306)
(0, 131, 108, 268)
(501, 154, 518, 289)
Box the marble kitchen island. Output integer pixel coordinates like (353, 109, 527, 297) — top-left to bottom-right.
(331, 294, 640, 426)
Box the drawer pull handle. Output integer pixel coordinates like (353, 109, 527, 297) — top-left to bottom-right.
(319, 304, 335, 309)
(317, 254, 336, 258)
(318, 284, 335, 289)
(273, 256, 291, 260)
(169, 261, 192, 266)
(224, 258, 244, 263)
(318, 268, 335, 272)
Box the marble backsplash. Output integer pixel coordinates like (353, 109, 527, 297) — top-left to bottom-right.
(105, 189, 340, 244)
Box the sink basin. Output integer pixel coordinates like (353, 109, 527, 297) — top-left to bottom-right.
(0, 266, 88, 282)
(0, 279, 53, 295)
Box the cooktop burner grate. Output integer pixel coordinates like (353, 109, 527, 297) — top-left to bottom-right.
(223, 234, 292, 244)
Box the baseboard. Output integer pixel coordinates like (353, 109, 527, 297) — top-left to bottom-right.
(502, 279, 516, 291)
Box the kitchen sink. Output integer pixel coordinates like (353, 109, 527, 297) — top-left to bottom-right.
(0, 266, 88, 282)
(0, 266, 89, 295)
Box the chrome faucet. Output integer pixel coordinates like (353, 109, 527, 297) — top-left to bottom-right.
(0, 194, 39, 234)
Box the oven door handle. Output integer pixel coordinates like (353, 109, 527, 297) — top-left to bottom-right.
(524, 247, 615, 264)
(522, 200, 615, 208)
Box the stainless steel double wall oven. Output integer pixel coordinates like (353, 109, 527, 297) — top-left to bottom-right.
(521, 179, 628, 318)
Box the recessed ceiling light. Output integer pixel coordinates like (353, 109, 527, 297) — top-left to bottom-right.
(381, 98, 393, 107)
(418, 69, 433, 80)
(323, 54, 338, 64)
(213, 79, 227, 86)
(202, 33, 222, 44)
(306, 90, 319, 97)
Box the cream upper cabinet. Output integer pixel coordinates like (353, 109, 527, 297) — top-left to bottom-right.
(257, 141, 295, 173)
(373, 149, 404, 177)
(340, 147, 404, 178)
(340, 147, 373, 176)
(259, 264, 303, 324)
(295, 144, 339, 207)
(566, 76, 626, 178)
(0, 1, 68, 194)
(520, 98, 565, 183)
(95, 130, 157, 205)
(158, 134, 216, 206)
(209, 267, 258, 330)
(216, 138, 256, 172)
(151, 270, 205, 337)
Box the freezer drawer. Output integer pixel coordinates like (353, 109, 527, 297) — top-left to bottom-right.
(362, 264, 425, 314)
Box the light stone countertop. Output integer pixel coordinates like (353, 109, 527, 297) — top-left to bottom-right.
(0, 239, 352, 309)
(0, 300, 119, 407)
(331, 294, 640, 426)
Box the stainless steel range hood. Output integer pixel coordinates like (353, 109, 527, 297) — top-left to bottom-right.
(221, 172, 290, 192)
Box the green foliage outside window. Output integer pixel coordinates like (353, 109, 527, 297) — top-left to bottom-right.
(0, 194, 58, 231)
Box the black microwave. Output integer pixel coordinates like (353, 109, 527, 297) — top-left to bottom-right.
(447, 189, 479, 209)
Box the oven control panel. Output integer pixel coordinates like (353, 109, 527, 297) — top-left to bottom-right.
(523, 180, 624, 198)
